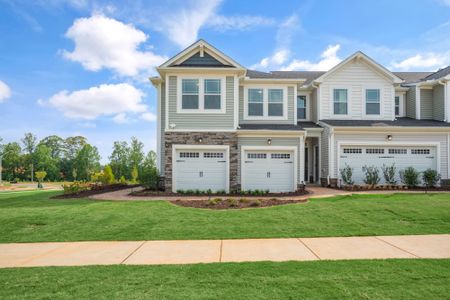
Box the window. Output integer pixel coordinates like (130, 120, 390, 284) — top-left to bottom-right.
(180, 152, 199, 158)
(297, 95, 306, 119)
(366, 148, 384, 154)
(411, 149, 430, 155)
(388, 148, 407, 155)
(247, 153, 267, 159)
(248, 89, 264, 116)
(395, 96, 400, 116)
(204, 152, 224, 158)
(366, 89, 380, 115)
(268, 89, 283, 116)
(271, 153, 290, 159)
(182, 79, 199, 109)
(204, 79, 221, 109)
(343, 148, 362, 154)
(333, 89, 348, 115)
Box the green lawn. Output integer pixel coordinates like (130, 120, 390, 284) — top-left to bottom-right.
(1, 191, 450, 242)
(1, 259, 449, 299)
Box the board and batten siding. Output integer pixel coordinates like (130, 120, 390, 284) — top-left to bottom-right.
(239, 86, 295, 124)
(237, 137, 301, 185)
(319, 60, 395, 120)
(433, 85, 445, 121)
(159, 82, 166, 175)
(405, 87, 416, 118)
(420, 89, 433, 119)
(167, 75, 235, 130)
(330, 132, 449, 179)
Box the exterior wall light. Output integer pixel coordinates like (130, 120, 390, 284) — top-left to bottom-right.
(387, 135, 393, 141)
(197, 137, 203, 143)
(267, 138, 272, 145)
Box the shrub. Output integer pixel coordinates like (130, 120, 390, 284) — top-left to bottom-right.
(381, 164, 397, 185)
(339, 164, 354, 185)
(228, 198, 238, 207)
(62, 181, 90, 195)
(216, 189, 226, 195)
(119, 176, 127, 184)
(206, 189, 213, 195)
(249, 200, 261, 207)
(265, 189, 270, 194)
(422, 169, 440, 188)
(185, 189, 194, 195)
(362, 165, 381, 186)
(102, 165, 115, 185)
(35, 171, 47, 188)
(400, 167, 421, 188)
(176, 190, 185, 194)
(140, 166, 159, 190)
(239, 198, 250, 204)
(91, 172, 104, 183)
(131, 166, 139, 184)
(208, 198, 221, 206)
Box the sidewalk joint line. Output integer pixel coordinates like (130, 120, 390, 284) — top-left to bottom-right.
(219, 240, 223, 262)
(297, 238, 321, 260)
(120, 241, 146, 264)
(374, 237, 421, 258)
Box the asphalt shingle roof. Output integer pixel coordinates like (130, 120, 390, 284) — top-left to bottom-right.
(423, 66, 450, 81)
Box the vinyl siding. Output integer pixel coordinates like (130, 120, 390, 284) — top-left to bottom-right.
(319, 60, 394, 120)
(237, 137, 301, 184)
(433, 85, 445, 121)
(311, 89, 318, 122)
(405, 87, 416, 118)
(320, 126, 330, 178)
(160, 82, 166, 175)
(420, 89, 433, 119)
(167, 75, 235, 129)
(331, 132, 448, 179)
(239, 86, 295, 124)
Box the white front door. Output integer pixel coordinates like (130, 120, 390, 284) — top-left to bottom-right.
(242, 150, 295, 192)
(174, 149, 227, 192)
(339, 145, 438, 184)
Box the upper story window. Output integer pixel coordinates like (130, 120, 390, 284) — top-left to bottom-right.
(297, 95, 306, 119)
(179, 77, 224, 113)
(366, 89, 380, 115)
(245, 86, 287, 119)
(333, 89, 348, 115)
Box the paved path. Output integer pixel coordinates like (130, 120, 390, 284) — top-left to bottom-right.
(1, 234, 449, 268)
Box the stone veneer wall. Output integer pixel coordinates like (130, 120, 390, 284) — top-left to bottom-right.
(164, 132, 238, 191)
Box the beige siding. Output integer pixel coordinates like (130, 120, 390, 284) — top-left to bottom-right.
(237, 137, 302, 184)
(239, 86, 295, 124)
(433, 85, 445, 121)
(319, 60, 395, 120)
(405, 87, 416, 118)
(331, 132, 448, 179)
(167, 76, 235, 129)
(420, 89, 433, 119)
(160, 82, 166, 175)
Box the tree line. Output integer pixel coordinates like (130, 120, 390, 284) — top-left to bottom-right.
(0, 134, 157, 183)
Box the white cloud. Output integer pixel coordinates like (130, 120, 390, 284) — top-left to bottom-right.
(281, 44, 342, 71)
(41, 83, 147, 121)
(437, 0, 450, 6)
(206, 15, 275, 32)
(112, 113, 130, 124)
(391, 52, 450, 71)
(251, 49, 290, 70)
(140, 112, 157, 122)
(62, 15, 167, 77)
(0, 80, 11, 102)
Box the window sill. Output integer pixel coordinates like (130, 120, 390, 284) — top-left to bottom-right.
(177, 109, 226, 114)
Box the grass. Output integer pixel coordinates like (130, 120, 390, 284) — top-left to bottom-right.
(0, 191, 449, 242)
(1, 259, 449, 299)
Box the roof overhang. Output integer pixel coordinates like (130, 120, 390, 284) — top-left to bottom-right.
(241, 78, 307, 85)
(329, 126, 450, 133)
(237, 130, 305, 137)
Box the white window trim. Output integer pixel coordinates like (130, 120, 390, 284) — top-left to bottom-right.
(177, 75, 226, 114)
(172, 144, 230, 193)
(330, 87, 351, 118)
(395, 92, 406, 117)
(297, 93, 310, 121)
(363, 87, 384, 118)
(243, 85, 289, 120)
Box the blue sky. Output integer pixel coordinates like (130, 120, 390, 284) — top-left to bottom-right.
(1, 0, 450, 162)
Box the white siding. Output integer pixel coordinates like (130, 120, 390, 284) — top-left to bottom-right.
(319, 60, 395, 120)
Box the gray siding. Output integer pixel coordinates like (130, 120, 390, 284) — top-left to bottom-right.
(420, 89, 433, 119)
(160, 82, 166, 175)
(167, 76, 235, 129)
(311, 88, 318, 123)
(177, 52, 226, 67)
(320, 126, 330, 178)
(433, 85, 445, 121)
(237, 137, 301, 184)
(239, 86, 295, 124)
(405, 87, 416, 118)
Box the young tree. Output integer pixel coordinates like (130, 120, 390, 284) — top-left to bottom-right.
(21, 133, 37, 182)
(102, 165, 115, 184)
(129, 137, 144, 173)
(73, 144, 101, 181)
(35, 171, 47, 188)
(140, 150, 159, 190)
(34, 144, 59, 181)
(131, 165, 138, 183)
(109, 141, 130, 180)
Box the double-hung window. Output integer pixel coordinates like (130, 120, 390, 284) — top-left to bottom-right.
(333, 89, 348, 115)
(297, 95, 306, 119)
(366, 89, 380, 115)
(180, 78, 223, 112)
(248, 88, 264, 116)
(182, 79, 199, 109)
(395, 96, 400, 116)
(268, 89, 283, 116)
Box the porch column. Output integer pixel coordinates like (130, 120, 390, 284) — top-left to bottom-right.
(299, 135, 305, 184)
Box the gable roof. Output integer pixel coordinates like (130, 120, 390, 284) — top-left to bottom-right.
(423, 66, 450, 81)
(314, 51, 403, 84)
(392, 72, 433, 84)
(158, 39, 244, 69)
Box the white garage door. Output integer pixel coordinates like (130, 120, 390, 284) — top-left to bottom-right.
(174, 149, 227, 192)
(242, 150, 295, 192)
(339, 145, 437, 184)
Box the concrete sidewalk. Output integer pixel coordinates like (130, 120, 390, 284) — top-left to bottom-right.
(1, 234, 449, 268)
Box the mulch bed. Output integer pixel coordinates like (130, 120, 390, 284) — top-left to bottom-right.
(335, 185, 450, 192)
(52, 184, 140, 199)
(130, 189, 309, 198)
(171, 198, 308, 210)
